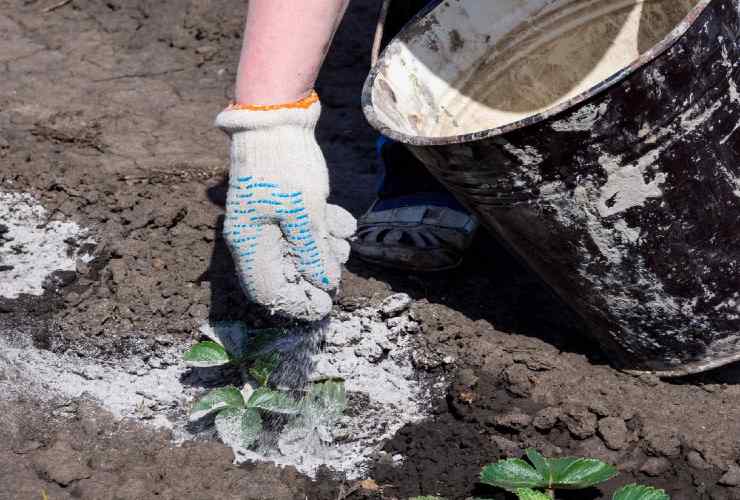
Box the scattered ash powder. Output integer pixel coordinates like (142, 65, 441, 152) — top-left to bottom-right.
(0, 286, 435, 479)
(0, 190, 94, 298)
(201, 295, 435, 479)
(0, 332, 194, 430)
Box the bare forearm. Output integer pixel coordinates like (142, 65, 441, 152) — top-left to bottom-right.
(235, 0, 350, 105)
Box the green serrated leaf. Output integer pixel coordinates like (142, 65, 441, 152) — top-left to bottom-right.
(244, 328, 286, 360)
(613, 484, 670, 500)
(308, 379, 347, 416)
(201, 321, 250, 359)
(548, 457, 617, 489)
(408, 497, 447, 500)
(525, 449, 553, 485)
(214, 407, 263, 449)
(190, 386, 245, 421)
(246, 387, 301, 415)
(249, 352, 281, 386)
(480, 458, 547, 492)
(183, 341, 232, 367)
(516, 488, 552, 500)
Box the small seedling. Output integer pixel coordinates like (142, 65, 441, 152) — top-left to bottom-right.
(306, 378, 347, 417)
(509, 484, 669, 500)
(183, 340, 234, 367)
(189, 385, 300, 448)
(408, 484, 669, 500)
(184, 328, 348, 449)
(480, 448, 617, 496)
(249, 351, 281, 387)
(612, 484, 670, 500)
(481, 449, 669, 499)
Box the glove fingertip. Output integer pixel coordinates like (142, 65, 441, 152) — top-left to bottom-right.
(306, 287, 333, 320)
(265, 282, 333, 322)
(329, 238, 351, 265)
(307, 251, 342, 293)
(327, 204, 357, 239)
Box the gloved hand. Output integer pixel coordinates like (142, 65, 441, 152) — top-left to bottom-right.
(215, 91, 356, 321)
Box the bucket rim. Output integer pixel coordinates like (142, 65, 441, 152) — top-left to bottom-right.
(361, 0, 714, 146)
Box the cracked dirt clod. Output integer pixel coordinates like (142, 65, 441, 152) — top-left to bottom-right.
(598, 416, 629, 450)
(493, 408, 532, 432)
(643, 428, 682, 458)
(719, 465, 740, 487)
(31, 441, 91, 486)
(533, 406, 562, 431)
(380, 293, 412, 317)
(502, 364, 534, 397)
(687, 450, 713, 470)
(640, 457, 672, 477)
(560, 405, 598, 439)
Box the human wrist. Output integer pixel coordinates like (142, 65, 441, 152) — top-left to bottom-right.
(233, 86, 317, 108)
(215, 91, 321, 134)
(228, 90, 319, 112)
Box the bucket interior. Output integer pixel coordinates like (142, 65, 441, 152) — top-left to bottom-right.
(368, 0, 702, 139)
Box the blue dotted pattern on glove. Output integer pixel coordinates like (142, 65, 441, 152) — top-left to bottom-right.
(223, 176, 330, 290)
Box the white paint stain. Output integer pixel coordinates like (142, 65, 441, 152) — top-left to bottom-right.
(502, 141, 544, 166)
(680, 98, 722, 132)
(597, 154, 668, 218)
(536, 48, 740, 360)
(545, 180, 708, 358)
(716, 41, 740, 196)
(502, 141, 545, 187)
(719, 44, 740, 148)
(551, 101, 609, 132)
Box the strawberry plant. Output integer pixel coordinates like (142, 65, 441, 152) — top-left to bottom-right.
(183, 327, 287, 385)
(184, 327, 348, 449)
(409, 488, 668, 500)
(190, 384, 300, 448)
(612, 484, 670, 500)
(306, 377, 347, 417)
(248, 351, 281, 387)
(511, 484, 669, 500)
(183, 325, 285, 368)
(480, 449, 669, 500)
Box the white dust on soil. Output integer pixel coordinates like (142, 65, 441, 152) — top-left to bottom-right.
(0, 190, 94, 298)
(0, 332, 194, 430)
(200, 294, 434, 479)
(0, 289, 434, 479)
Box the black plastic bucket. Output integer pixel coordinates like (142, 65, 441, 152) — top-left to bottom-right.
(362, 0, 740, 375)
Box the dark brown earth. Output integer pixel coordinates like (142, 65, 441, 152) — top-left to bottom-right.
(2, 0, 740, 499)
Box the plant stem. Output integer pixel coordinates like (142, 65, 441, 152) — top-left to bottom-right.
(546, 489, 555, 499)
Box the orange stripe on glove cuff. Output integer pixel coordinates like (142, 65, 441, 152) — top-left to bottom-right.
(226, 90, 320, 112)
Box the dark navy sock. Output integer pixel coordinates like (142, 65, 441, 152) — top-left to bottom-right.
(373, 138, 467, 212)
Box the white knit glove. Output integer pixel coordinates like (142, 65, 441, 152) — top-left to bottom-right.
(215, 93, 356, 321)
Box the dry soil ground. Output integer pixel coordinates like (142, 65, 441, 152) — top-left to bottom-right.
(3, 0, 740, 499)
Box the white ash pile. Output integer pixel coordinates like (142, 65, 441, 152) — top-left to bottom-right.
(222, 293, 434, 479)
(0, 331, 193, 431)
(0, 286, 435, 480)
(0, 190, 95, 298)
